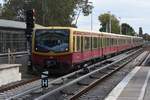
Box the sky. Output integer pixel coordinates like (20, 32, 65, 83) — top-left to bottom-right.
(77, 0, 150, 34)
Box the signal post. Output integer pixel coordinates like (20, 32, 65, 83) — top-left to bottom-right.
(26, 9, 35, 72)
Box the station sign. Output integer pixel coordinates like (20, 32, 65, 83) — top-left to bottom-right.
(41, 71, 49, 88)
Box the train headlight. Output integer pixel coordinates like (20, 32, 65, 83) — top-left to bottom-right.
(65, 48, 68, 51)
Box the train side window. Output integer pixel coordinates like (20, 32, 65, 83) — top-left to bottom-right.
(120, 39, 122, 45)
(104, 38, 106, 47)
(113, 38, 114, 46)
(99, 37, 102, 48)
(107, 38, 109, 47)
(103, 38, 106, 47)
(114, 39, 116, 46)
(105, 38, 107, 47)
(93, 37, 98, 49)
(101, 37, 104, 48)
(73, 36, 75, 52)
(112, 38, 114, 46)
(110, 38, 112, 46)
(118, 39, 120, 45)
(111, 38, 113, 46)
(98, 37, 100, 48)
(84, 37, 91, 50)
(76, 36, 81, 51)
(101, 37, 103, 48)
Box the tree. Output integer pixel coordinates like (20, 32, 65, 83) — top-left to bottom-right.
(139, 27, 143, 37)
(143, 33, 150, 41)
(121, 23, 135, 36)
(0, 0, 92, 26)
(0, 0, 26, 21)
(98, 13, 120, 34)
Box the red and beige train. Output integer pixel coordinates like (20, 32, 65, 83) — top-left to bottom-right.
(31, 27, 143, 74)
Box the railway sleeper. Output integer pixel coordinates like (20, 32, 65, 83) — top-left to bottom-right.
(98, 70, 109, 74)
(107, 67, 116, 70)
(104, 60, 114, 64)
(112, 64, 119, 68)
(78, 67, 90, 75)
(77, 78, 95, 86)
(67, 73, 78, 79)
(89, 74, 100, 79)
(77, 81, 90, 86)
(51, 80, 64, 86)
(60, 89, 74, 95)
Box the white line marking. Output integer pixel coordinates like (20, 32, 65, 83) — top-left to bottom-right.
(105, 67, 141, 100)
(138, 70, 150, 100)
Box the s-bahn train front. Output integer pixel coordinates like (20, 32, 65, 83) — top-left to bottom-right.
(32, 27, 73, 74)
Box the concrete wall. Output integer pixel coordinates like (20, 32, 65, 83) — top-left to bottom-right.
(0, 64, 21, 86)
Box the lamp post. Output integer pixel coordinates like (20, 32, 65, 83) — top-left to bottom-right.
(108, 11, 111, 33)
(119, 17, 122, 34)
(87, 2, 93, 31)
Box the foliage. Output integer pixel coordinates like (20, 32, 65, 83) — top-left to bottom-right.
(121, 23, 135, 36)
(98, 13, 120, 34)
(1, 0, 25, 21)
(0, 0, 92, 26)
(143, 33, 150, 41)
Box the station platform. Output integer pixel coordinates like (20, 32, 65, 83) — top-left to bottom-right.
(105, 66, 150, 100)
(0, 64, 21, 86)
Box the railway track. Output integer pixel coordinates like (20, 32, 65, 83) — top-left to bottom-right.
(0, 77, 39, 93)
(35, 49, 146, 100)
(0, 48, 146, 100)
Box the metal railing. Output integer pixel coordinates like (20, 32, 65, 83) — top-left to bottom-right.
(0, 48, 29, 64)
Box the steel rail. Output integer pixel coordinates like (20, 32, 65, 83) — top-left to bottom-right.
(0, 77, 39, 93)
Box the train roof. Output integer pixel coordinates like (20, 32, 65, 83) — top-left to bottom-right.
(35, 26, 142, 39)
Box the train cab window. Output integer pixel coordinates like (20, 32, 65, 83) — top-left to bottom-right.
(35, 29, 69, 53)
(76, 36, 81, 51)
(84, 37, 91, 50)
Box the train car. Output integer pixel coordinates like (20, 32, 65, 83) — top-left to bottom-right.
(31, 27, 143, 74)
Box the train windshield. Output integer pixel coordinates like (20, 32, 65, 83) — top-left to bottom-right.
(35, 29, 69, 53)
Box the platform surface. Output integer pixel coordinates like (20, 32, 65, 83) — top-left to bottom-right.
(0, 64, 21, 70)
(105, 66, 150, 100)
